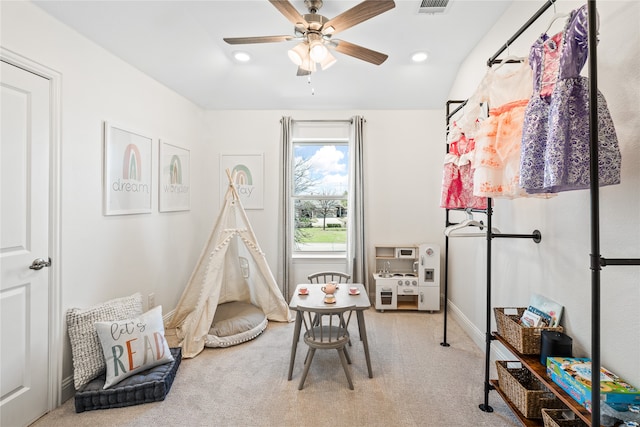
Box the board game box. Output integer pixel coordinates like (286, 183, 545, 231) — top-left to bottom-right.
(547, 357, 640, 412)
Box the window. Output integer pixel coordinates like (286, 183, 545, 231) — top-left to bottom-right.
(279, 116, 365, 294)
(291, 140, 349, 254)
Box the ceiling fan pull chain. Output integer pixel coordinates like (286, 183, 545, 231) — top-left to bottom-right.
(307, 74, 315, 95)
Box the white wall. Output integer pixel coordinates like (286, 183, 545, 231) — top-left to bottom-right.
(1, 1, 213, 400)
(448, 0, 640, 388)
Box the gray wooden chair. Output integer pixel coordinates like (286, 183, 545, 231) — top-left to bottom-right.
(296, 304, 355, 390)
(306, 271, 352, 337)
(307, 271, 351, 284)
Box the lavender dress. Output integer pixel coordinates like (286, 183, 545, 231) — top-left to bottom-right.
(519, 5, 621, 193)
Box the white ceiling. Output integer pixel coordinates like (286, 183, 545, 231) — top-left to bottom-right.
(33, 0, 513, 110)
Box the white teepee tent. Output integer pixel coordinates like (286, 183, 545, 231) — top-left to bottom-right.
(165, 170, 292, 358)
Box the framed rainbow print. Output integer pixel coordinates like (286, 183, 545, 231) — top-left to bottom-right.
(159, 141, 191, 212)
(103, 122, 153, 215)
(220, 153, 264, 209)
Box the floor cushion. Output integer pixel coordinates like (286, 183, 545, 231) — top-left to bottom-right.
(204, 301, 267, 348)
(74, 347, 181, 413)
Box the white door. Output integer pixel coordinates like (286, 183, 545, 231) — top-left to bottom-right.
(1, 61, 51, 427)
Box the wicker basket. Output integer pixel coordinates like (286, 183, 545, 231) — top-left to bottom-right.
(496, 361, 565, 419)
(541, 409, 588, 427)
(494, 307, 563, 354)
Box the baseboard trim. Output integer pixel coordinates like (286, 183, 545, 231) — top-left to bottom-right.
(61, 375, 75, 403)
(446, 299, 514, 362)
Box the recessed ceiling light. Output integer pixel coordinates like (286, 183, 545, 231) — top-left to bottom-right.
(233, 51, 251, 62)
(411, 51, 429, 63)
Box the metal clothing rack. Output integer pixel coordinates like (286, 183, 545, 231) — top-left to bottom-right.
(440, 99, 470, 349)
(469, 0, 558, 416)
(585, 2, 640, 427)
(441, 1, 640, 426)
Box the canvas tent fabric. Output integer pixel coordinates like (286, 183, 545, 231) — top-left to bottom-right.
(165, 170, 292, 358)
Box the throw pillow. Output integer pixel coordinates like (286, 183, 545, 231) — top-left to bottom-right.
(66, 293, 143, 389)
(95, 305, 174, 389)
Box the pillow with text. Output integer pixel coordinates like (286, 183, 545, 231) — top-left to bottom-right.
(95, 305, 174, 389)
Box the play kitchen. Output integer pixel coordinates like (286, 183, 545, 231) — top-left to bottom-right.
(374, 243, 440, 312)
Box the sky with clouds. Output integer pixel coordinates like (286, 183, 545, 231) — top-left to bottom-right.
(295, 144, 349, 195)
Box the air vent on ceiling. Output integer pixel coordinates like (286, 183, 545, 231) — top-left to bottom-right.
(418, 0, 451, 14)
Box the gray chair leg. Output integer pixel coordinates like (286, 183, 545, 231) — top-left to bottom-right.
(338, 316, 352, 346)
(298, 348, 316, 390)
(337, 347, 354, 390)
(343, 344, 351, 364)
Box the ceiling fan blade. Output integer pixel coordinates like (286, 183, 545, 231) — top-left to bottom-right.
(269, 0, 309, 28)
(323, 0, 395, 35)
(332, 40, 389, 65)
(296, 67, 311, 76)
(223, 35, 295, 45)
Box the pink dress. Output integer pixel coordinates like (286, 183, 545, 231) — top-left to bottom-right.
(440, 122, 488, 210)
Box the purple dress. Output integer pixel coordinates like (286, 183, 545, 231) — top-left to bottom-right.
(519, 5, 621, 193)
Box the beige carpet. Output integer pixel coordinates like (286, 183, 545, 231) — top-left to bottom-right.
(32, 309, 519, 427)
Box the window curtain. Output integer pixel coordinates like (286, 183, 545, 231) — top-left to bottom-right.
(277, 116, 293, 298)
(347, 116, 367, 287)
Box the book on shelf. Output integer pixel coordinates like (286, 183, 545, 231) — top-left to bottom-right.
(520, 309, 544, 327)
(520, 293, 563, 327)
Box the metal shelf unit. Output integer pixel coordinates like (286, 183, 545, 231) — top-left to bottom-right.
(440, 1, 640, 426)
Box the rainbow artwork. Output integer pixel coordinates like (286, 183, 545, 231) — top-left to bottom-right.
(232, 164, 252, 185)
(221, 154, 263, 209)
(104, 123, 152, 215)
(159, 142, 190, 212)
(122, 144, 142, 181)
(169, 155, 182, 184)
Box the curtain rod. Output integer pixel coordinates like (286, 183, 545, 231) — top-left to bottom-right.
(486, 0, 557, 66)
(292, 119, 354, 123)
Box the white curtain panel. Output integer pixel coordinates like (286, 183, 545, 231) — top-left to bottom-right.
(277, 116, 293, 297)
(348, 116, 367, 287)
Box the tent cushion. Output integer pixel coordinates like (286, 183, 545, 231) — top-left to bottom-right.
(74, 347, 181, 413)
(205, 301, 267, 348)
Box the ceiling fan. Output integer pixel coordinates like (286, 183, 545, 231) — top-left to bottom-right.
(223, 0, 396, 76)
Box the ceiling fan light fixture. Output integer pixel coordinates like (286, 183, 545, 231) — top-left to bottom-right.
(288, 42, 309, 66)
(299, 55, 317, 73)
(320, 51, 337, 70)
(307, 32, 327, 63)
(309, 41, 328, 62)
